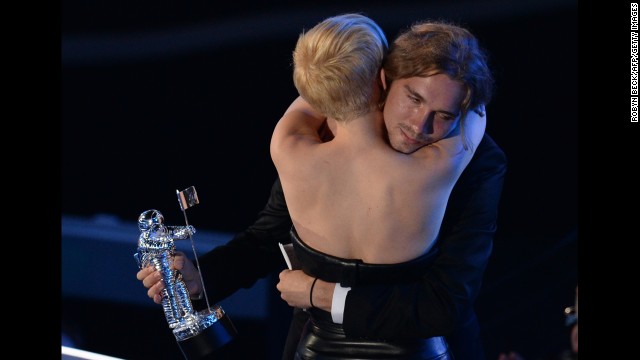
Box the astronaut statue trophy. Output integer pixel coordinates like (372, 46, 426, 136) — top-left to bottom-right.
(134, 186, 236, 359)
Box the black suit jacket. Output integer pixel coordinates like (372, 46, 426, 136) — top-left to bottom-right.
(196, 133, 506, 360)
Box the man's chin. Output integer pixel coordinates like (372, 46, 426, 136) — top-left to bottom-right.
(393, 133, 426, 154)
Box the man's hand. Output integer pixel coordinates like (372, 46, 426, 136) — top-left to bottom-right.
(276, 270, 333, 311)
(135, 251, 202, 304)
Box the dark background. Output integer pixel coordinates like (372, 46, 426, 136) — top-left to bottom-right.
(61, 0, 578, 359)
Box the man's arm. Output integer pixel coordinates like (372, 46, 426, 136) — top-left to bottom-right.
(137, 178, 294, 306)
(341, 134, 506, 339)
(204, 97, 328, 298)
(138, 96, 330, 306)
(189, 95, 328, 303)
(196, 178, 293, 304)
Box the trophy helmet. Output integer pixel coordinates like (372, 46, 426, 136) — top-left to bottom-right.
(138, 209, 165, 231)
(148, 223, 169, 240)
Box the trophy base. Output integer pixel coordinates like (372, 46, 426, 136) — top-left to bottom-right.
(176, 308, 237, 359)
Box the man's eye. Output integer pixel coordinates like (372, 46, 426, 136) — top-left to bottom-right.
(408, 96, 420, 103)
(437, 113, 454, 121)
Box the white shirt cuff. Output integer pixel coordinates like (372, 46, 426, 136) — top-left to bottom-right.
(331, 283, 351, 324)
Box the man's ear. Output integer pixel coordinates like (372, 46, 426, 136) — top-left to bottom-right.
(379, 69, 387, 90)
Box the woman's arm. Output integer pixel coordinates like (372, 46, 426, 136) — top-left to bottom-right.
(270, 96, 331, 168)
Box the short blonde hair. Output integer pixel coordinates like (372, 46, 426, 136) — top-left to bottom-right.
(293, 14, 388, 122)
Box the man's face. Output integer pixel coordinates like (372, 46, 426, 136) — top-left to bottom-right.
(383, 73, 466, 154)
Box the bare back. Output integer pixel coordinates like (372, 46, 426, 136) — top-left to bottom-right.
(271, 102, 485, 264)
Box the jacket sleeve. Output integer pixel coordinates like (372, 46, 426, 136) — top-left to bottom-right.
(196, 178, 293, 303)
(342, 134, 507, 339)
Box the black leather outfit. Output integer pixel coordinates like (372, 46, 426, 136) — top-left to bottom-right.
(290, 228, 453, 360)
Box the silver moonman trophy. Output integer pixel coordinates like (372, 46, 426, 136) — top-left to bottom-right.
(134, 186, 237, 359)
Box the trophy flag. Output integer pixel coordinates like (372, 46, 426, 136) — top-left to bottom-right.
(177, 186, 199, 211)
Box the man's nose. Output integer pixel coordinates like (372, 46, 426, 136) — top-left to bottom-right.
(410, 111, 434, 135)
